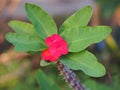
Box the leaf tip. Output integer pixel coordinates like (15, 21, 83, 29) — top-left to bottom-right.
(25, 2, 30, 7)
(97, 63, 106, 77)
(83, 5, 93, 11)
(103, 26, 112, 36)
(107, 26, 112, 32)
(8, 20, 15, 27)
(25, 3, 34, 10)
(40, 60, 51, 67)
(86, 5, 92, 9)
(25, 3, 38, 9)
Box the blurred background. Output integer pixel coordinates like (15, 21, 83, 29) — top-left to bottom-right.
(0, 0, 120, 90)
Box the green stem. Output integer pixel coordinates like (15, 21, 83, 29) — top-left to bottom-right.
(57, 61, 85, 90)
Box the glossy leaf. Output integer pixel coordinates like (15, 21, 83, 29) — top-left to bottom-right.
(8, 20, 38, 37)
(6, 33, 47, 52)
(59, 6, 92, 34)
(36, 69, 61, 90)
(25, 3, 57, 39)
(40, 60, 51, 67)
(60, 50, 106, 77)
(61, 26, 111, 52)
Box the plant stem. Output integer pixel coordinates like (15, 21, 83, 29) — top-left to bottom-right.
(57, 61, 85, 90)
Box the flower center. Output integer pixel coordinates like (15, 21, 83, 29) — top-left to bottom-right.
(41, 34, 68, 62)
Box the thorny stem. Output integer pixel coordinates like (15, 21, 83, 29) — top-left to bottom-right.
(57, 61, 85, 90)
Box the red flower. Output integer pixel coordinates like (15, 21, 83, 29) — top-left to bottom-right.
(41, 49, 60, 62)
(41, 34, 68, 62)
(45, 34, 62, 46)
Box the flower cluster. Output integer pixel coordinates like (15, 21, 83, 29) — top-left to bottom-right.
(41, 34, 68, 62)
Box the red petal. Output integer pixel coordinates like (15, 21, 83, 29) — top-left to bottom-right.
(45, 34, 62, 46)
(42, 34, 68, 62)
(41, 49, 59, 62)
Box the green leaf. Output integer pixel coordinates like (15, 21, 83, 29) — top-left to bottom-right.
(36, 69, 61, 90)
(40, 60, 51, 67)
(61, 26, 111, 52)
(85, 79, 113, 90)
(7, 20, 46, 53)
(8, 20, 38, 37)
(60, 50, 106, 77)
(59, 6, 92, 34)
(6, 33, 47, 52)
(27, 51, 41, 55)
(25, 3, 57, 39)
